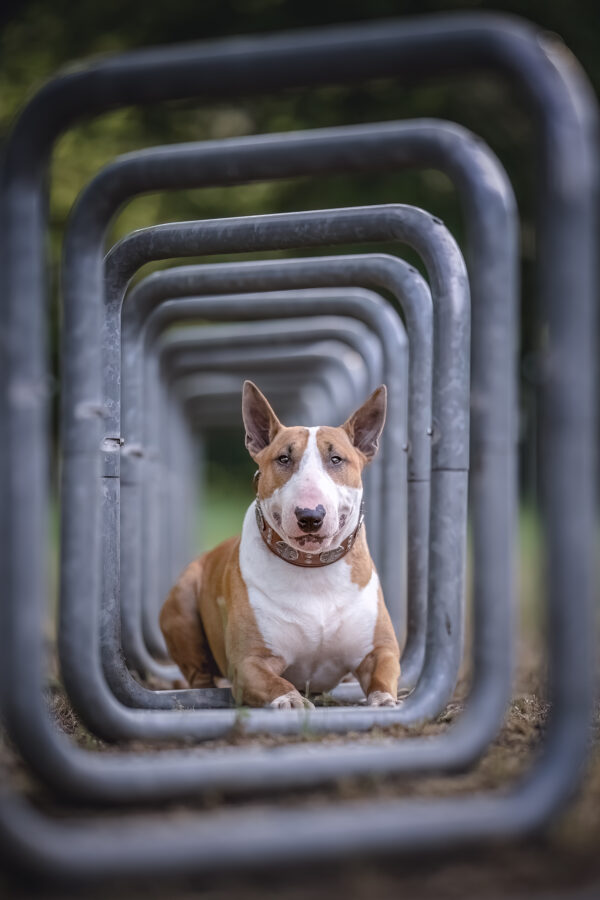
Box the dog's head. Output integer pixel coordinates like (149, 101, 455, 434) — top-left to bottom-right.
(242, 381, 386, 554)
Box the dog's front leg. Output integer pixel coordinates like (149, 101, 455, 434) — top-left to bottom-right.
(230, 652, 313, 709)
(224, 570, 314, 709)
(355, 591, 400, 706)
(355, 646, 400, 706)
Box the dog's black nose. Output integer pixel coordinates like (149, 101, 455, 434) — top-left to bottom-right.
(295, 505, 326, 533)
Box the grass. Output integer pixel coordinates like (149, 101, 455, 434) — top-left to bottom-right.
(197, 472, 253, 551)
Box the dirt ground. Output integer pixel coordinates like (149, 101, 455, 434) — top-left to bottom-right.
(1, 646, 599, 900)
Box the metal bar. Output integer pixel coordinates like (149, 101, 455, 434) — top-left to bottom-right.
(0, 247, 472, 802)
(75, 114, 517, 722)
(172, 372, 317, 423)
(55, 205, 469, 738)
(99, 259, 416, 719)
(45, 112, 504, 764)
(179, 374, 317, 424)
(1, 14, 594, 860)
(86, 208, 446, 733)
(43, 117, 515, 709)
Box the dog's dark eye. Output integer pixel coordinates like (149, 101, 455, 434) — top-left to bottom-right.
(277, 455, 291, 465)
(330, 455, 343, 465)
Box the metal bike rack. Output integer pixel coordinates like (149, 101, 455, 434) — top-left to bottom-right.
(43, 113, 516, 685)
(60, 203, 456, 742)
(91, 238, 429, 726)
(178, 375, 317, 426)
(45, 111, 512, 747)
(55, 111, 515, 723)
(1, 241, 474, 801)
(1, 12, 595, 879)
(74, 114, 516, 667)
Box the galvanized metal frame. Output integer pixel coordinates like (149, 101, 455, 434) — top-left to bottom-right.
(68, 203, 456, 740)
(5, 214, 493, 797)
(1, 242, 467, 801)
(178, 375, 319, 425)
(60, 112, 518, 724)
(89, 231, 429, 724)
(1, 12, 596, 877)
(50, 111, 515, 738)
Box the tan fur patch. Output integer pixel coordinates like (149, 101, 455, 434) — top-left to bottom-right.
(343, 529, 374, 589)
(254, 426, 309, 499)
(354, 585, 400, 699)
(315, 426, 365, 488)
(159, 555, 221, 688)
(161, 534, 303, 706)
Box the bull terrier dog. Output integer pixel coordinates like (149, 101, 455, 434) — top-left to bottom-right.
(160, 381, 400, 709)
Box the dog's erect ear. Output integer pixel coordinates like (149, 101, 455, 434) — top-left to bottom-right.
(242, 381, 283, 458)
(342, 385, 387, 462)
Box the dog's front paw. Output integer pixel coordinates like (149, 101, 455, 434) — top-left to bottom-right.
(269, 690, 315, 710)
(367, 690, 398, 707)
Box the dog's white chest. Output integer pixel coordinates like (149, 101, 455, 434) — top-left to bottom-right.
(239, 506, 379, 693)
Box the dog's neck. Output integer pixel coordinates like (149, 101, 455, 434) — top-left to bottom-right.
(254, 497, 365, 568)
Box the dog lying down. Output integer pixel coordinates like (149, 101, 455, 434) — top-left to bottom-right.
(160, 381, 400, 709)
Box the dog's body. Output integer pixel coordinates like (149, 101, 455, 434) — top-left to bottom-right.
(160, 382, 400, 709)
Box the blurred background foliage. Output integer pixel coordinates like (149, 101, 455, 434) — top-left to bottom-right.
(1, 0, 597, 531)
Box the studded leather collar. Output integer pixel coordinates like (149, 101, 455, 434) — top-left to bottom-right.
(254, 498, 365, 568)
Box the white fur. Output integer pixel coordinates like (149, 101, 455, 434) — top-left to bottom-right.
(239, 504, 379, 695)
(261, 426, 362, 553)
(269, 691, 315, 710)
(367, 691, 397, 707)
